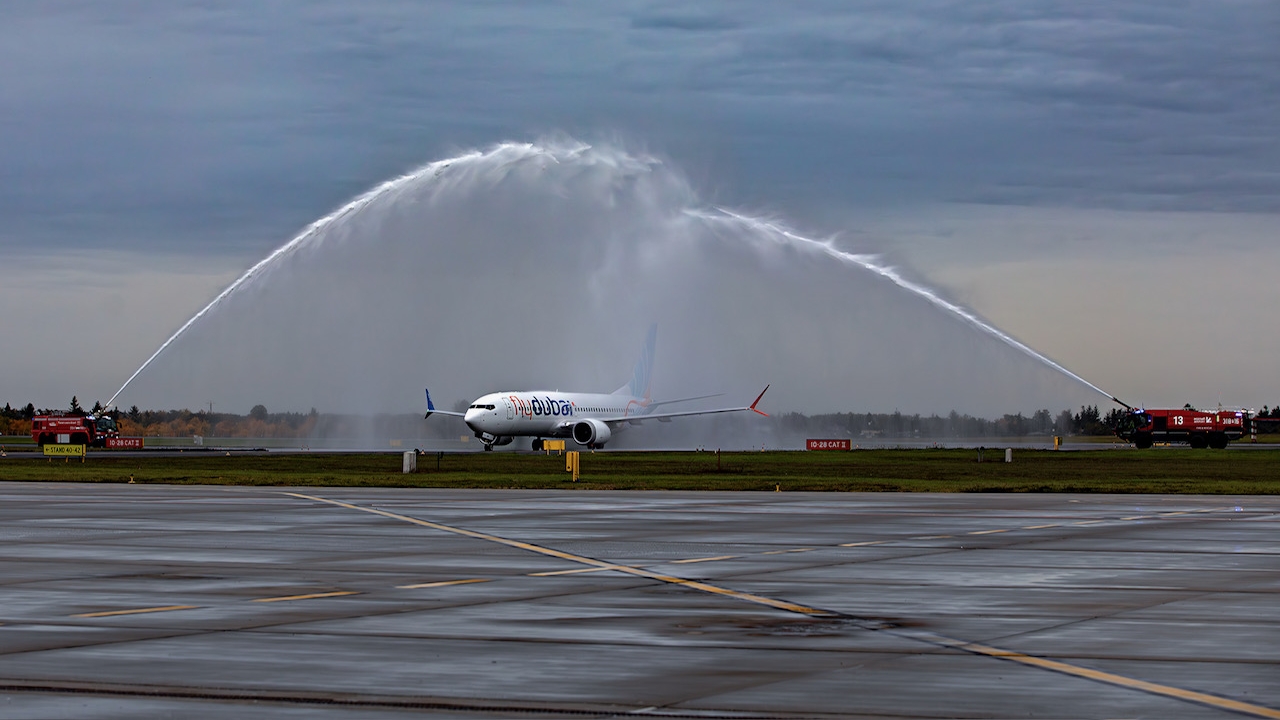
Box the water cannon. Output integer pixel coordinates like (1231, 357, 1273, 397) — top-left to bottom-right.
(1109, 395, 1134, 411)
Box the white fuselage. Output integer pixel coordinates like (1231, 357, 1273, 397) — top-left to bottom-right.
(463, 391, 649, 439)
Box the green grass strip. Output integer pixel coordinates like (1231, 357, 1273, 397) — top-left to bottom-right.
(3, 448, 1279, 493)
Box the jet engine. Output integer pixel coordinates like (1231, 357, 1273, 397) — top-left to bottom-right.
(571, 419, 612, 448)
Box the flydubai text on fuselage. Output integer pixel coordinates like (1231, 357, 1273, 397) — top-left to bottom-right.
(465, 391, 650, 439)
(425, 325, 769, 451)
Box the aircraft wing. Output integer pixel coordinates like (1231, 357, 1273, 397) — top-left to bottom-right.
(423, 388, 466, 419)
(643, 392, 724, 412)
(596, 385, 770, 426)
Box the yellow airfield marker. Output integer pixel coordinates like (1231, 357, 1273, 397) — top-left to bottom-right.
(670, 555, 739, 564)
(397, 578, 489, 589)
(74, 605, 198, 618)
(528, 567, 612, 577)
(922, 634, 1280, 720)
(252, 590, 360, 603)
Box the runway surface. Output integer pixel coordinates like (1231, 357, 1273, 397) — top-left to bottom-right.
(0, 484, 1276, 719)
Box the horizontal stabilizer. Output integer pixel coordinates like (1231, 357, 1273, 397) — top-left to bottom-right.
(424, 388, 465, 419)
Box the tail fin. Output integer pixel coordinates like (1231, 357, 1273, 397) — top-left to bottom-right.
(614, 324, 657, 399)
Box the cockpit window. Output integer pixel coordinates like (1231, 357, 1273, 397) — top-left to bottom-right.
(468, 404, 496, 410)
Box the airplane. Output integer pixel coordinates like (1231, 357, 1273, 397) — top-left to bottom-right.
(424, 325, 769, 451)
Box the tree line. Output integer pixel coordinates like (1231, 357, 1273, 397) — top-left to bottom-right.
(6, 397, 1278, 440)
(10, 394, 1280, 440)
(782, 405, 1117, 440)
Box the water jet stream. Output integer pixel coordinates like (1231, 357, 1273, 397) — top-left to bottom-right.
(689, 207, 1123, 406)
(109, 140, 1123, 411)
(105, 149, 485, 409)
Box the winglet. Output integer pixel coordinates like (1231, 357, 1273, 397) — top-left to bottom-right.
(749, 385, 770, 417)
(424, 388, 436, 419)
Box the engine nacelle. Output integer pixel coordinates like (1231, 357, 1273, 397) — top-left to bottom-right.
(571, 419, 612, 447)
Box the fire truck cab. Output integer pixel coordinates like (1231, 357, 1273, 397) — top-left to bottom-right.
(1115, 408, 1247, 450)
(31, 413, 119, 448)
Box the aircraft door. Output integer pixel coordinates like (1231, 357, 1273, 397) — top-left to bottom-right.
(505, 398, 515, 421)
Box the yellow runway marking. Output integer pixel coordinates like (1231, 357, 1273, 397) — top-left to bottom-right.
(968, 528, 1010, 535)
(529, 567, 612, 577)
(761, 548, 814, 555)
(285, 492, 839, 618)
(671, 555, 739, 564)
(1073, 520, 1104, 526)
(1121, 516, 1146, 520)
(925, 634, 1280, 720)
(285, 492, 1280, 719)
(917, 535, 953, 539)
(74, 605, 198, 618)
(1022, 524, 1059, 530)
(397, 578, 489, 589)
(252, 590, 360, 603)
(838, 540, 885, 547)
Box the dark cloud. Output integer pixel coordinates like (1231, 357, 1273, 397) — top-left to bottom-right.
(630, 11, 739, 32)
(0, 0, 1276, 262)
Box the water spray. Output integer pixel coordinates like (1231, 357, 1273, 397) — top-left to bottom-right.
(689, 207, 1127, 407)
(105, 148, 493, 409)
(110, 139, 1125, 411)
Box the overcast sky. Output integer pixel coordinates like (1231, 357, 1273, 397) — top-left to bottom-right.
(2, 2, 1277, 415)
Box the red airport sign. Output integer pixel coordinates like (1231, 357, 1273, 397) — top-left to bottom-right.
(105, 437, 144, 449)
(806, 438, 851, 451)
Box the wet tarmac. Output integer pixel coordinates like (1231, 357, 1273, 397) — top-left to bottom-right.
(0, 484, 1276, 719)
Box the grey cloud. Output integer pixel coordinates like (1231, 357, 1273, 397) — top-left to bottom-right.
(1, 0, 1277, 265)
(630, 11, 739, 32)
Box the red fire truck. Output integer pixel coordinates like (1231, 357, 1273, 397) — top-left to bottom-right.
(30, 413, 120, 448)
(1114, 408, 1248, 449)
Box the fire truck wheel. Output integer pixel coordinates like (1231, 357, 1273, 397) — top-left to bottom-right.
(1133, 433, 1153, 449)
(1188, 434, 1209, 450)
(1208, 433, 1229, 450)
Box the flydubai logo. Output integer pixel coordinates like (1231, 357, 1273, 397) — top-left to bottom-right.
(510, 395, 574, 419)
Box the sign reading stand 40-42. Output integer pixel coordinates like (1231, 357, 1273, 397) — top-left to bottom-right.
(43, 444, 86, 457)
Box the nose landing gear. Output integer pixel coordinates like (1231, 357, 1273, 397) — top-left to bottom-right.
(474, 432, 511, 452)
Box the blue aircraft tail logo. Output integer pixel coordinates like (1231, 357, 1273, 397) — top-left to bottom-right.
(617, 324, 657, 400)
